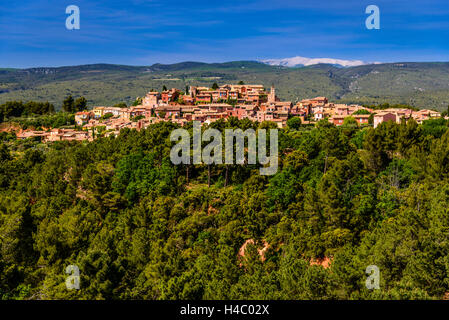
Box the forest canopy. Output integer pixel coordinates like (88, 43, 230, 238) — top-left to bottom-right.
(1, 117, 449, 300)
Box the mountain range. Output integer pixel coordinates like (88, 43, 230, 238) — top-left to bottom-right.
(1, 60, 449, 111)
(260, 56, 378, 68)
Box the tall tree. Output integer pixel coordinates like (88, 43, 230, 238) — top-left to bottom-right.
(62, 95, 75, 113)
(74, 96, 88, 112)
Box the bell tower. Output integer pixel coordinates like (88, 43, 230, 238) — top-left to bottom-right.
(268, 85, 276, 103)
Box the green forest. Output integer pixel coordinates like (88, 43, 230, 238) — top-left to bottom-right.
(1, 116, 449, 300)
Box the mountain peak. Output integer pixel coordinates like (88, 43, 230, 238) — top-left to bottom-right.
(260, 56, 379, 68)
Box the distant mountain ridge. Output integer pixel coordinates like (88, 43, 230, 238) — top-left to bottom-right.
(261, 56, 379, 68)
(1, 61, 449, 111)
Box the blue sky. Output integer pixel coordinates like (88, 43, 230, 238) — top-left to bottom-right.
(1, 0, 449, 68)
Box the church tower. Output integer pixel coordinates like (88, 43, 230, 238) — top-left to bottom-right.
(268, 85, 276, 103)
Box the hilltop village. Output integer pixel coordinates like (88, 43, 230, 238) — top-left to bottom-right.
(17, 84, 441, 142)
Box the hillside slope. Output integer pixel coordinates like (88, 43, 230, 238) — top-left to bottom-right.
(1, 61, 449, 110)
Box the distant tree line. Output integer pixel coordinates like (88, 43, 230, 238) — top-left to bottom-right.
(0, 101, 55, 122)
(0, 95, 89, 128)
